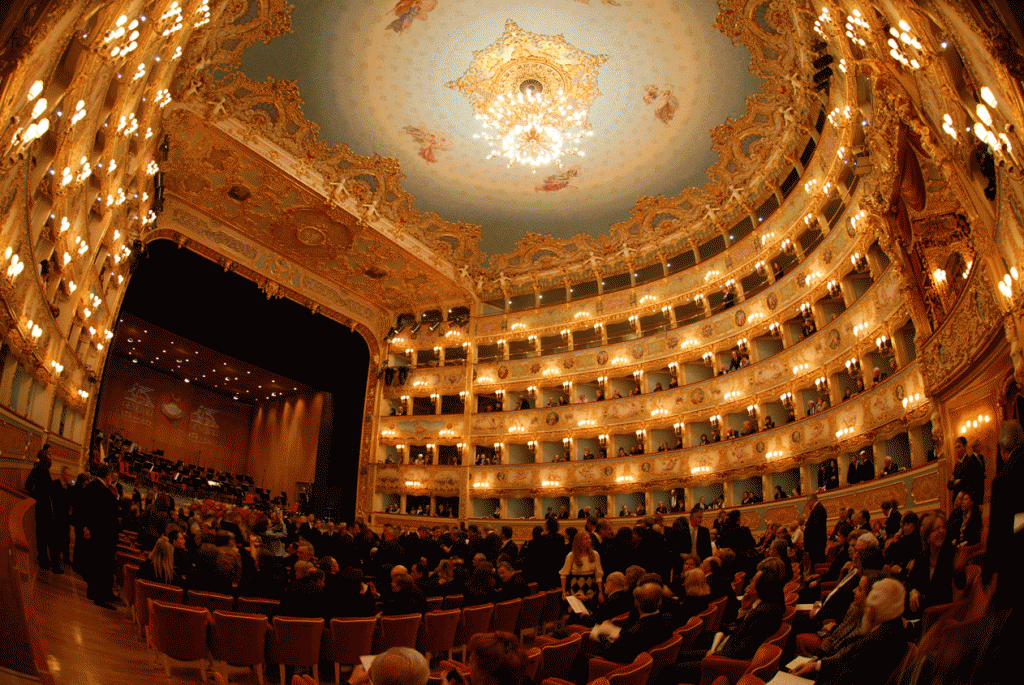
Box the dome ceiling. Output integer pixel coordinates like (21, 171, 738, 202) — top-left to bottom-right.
(238, 0, 763, 256)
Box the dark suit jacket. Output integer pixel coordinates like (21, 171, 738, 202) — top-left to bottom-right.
(718, 600, 785, 660)
(497, 571, 531, 599)
(603, 611, 675, 664)
(817, 617, 908, 685)
(680, 524, 713, 561)
(817, 571, 859, 624)
(805, 502, 828, 562)
(498, 540, 519, 565)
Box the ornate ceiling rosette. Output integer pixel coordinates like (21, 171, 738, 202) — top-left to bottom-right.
(447, 19, 608, 127)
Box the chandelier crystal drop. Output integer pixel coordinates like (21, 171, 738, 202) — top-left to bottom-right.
(474, 89, 592, 170)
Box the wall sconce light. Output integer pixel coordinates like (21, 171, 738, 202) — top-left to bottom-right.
(875, 335, 893, 355)
(799, 302, 813, 320)
(527, 440, 537, 454)
(562, 437, 572, 449)
(456, 442, 465, 456)
(632, 370, 643, 381)
(542, 480, 560, 487)
(560, 329, 570, 340)
(901, 393, 922, 409)
(691, 465, 712, 475)
(959, 413, 992, 434)
(780, 392, 794, 409)
(815, 376, 829, 394)
(765, 450, 784, 460)
(473, 481, 487, 488)
(755, 260, 767, 276)
(827, 280, 842, 298)
(667, 362, 678, 372)
(616, 475, 635, 483)
(781, 239, 796, 255)
(694, 293, 705, 304)
(851, 253, 869, 271)
(793, 362, 810, 374)
(747, 404, 759, 419)
(835, 427, 854, 438)
(430, 393, 440, 404)
(426, 443, 435, 456)
(709, 415, 721, 430)
(845, 357, 861, 373)
(562, 381, 572, 392)
(702, 352, 715, 366)
(405, 480, 422, 487)
(673, 422, 683, 437)
(493, 442, 503, 458)
(737, 338, 749, 353)
(527, 385, 537, 397)
(396, 444, 406, 456)
(769, 322, 782, 337)
(597, 376, 606, 389)
(598, 434, 609, 447)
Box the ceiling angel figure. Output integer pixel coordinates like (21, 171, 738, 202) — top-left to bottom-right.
(535, 165, 581, 193)
(403, 126, 453, 163)
(386, 0, 438, 35)
(644, 85, 679, 124)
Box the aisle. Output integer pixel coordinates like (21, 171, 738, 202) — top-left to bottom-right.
(32, 569, 257, 684)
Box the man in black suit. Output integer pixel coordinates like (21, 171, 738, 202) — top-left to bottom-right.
(791, 578, 908, 685)
(497, 525, 518, 565)
(568, 571, 634, 628)
(595, 582, 675, 664)
(949, 436, 985, 503)
(681, 512, 713, 561)
(805, 492, 828, 564)
(496, 560, 531, 599)
(666, 557, 787, 684)
(81, 465, 121, 608)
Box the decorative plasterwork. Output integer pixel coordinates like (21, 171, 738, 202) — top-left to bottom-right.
(448, 20, 607, 125)
(168, 0, 820, 288)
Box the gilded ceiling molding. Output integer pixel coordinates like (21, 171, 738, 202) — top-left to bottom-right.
(168, 0, 824, 292)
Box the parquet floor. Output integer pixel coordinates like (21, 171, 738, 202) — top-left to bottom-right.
(33, 568, 261, 685)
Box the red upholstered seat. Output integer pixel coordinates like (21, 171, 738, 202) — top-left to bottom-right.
(210, 610, 272, 685)
(238, 596, 281, 618)
(416, 609, 461, 662)
(454, 603, 495, 662)
(765, 623, 791, 650)
(326, 616, 377, 684)
(696, 644, 782, 685)
(540, 588, 564, 634)
(516, 592, 547, 640)
(489, 598, 522, 633)
(268, 616, 325, 685)
(440, 594, 464, 610)
(674, 615, 704, 650)
(707, 596, 728, 632)
(648, 634, 684, 683)
(122, 563, 139, 616)
(524, 647, 543, 680)
(374, 612, 422, 653)
(149, 599, 211, 679)
(188, 589, 235, 614)
(135, 579, 184, 642)
(535, 633, 582, 681)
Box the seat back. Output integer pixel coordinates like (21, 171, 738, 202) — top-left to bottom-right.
(427, 596, 444, 611)
(734, 676, 766, 685)
(150, 599, 210, 661)
(270, 616, 325, 668)
(765, 623, 791, 650)
(784, 592, 799, 607)
(540, 588, 563, 629)
(781, 607, 796, 624)
(783, 581, 801, 595)
(237, 596, 281, 618)
(123, 564, 140, 608)
(708, 596, 728, 632)
(136, 579, 184, 629)
(187, 589, 235, 614)
(673, 615, 703, 650)
(648, 635, 683, 683)
(745, 644, 782, 682)
(524, 647, 542, 680)
(440, 594, 464, 610)
(516, 592, 547, 635)
(694, 606, 716, 635)
(537, 633, 582, 681)
(377, 612, 422, 651)
(416, 609, 461, 653)
(455, 603, 495, 649)
(528, 582, 539, 594)
(489, 598, 522, 633)
(210, 610, 271, 666)
(328, 616, 377, 666)
(607, 652, 653, 685)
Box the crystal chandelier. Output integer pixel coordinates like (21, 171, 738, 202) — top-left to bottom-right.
(474, 84, 592, 170)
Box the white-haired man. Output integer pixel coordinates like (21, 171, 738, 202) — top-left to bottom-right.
(369, 647, 429, 685)
(791, 578, 908, 684)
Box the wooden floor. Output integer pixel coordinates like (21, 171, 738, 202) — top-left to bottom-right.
(33, 568, 261, 685)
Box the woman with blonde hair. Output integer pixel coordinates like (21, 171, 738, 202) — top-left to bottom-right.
(678, 567, 712, 621)
(138, 536, 179, 586)
(559, 530, 603, 606)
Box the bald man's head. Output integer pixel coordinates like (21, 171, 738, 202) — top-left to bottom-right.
(604, 571, 627, 594)
(370, 647, 429, 685)
(633, 582, 663, 614)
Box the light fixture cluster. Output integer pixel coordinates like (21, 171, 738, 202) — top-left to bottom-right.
(616, 475, 635, 483)
(888, 20, 924, 70)
(901, 393, 922, 409)
(960, 414, 991, 434)
(997, 269, 1018, 298)
(844, 9, 869, 47)
(4, 247, 24, 281)
(691, 465, 712, 475)
(475, 88, 591, 170)
(835, 426, 855, 438)
(765, 450, 784, 460)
